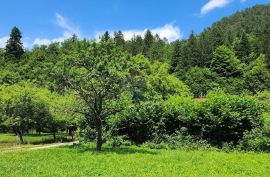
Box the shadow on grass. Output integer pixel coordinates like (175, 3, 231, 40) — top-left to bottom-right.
(30, 137, 74, 145)
(66, 144, 158, 155)
(25, 134, 53, 137)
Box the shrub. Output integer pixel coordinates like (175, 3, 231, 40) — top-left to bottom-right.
(198, 91, 263, 146)
(111, 101, 166, 144)
(239, 128, 270, 152)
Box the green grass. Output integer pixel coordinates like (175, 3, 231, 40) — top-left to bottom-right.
(0, 133, 73, 149)
(0, 143, 270, 177)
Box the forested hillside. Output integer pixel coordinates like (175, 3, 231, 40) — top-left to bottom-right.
(0, 4, 270, 151)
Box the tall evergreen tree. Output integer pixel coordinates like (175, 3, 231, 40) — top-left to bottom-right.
(113, 31, 125, 49)
(143, 30, 154, 56)
(186, 31, 200, 67)
(234, 31, 251, 63)
(169, 40, 182, 73)
(5, 26, 24, 60)
(127, 35, 144, 56)
(148, 34, 165, 61)
(100, 31, 111, 42)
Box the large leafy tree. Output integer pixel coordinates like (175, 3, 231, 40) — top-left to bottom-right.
(183, 67, 219, 98)
(244, 54, 270, 93)
(57, 40, 130, 151)
(211, 45, 242, 77)
(5, 26, 24, 60)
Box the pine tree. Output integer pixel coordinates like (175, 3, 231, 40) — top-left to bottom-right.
(113, 31, 125, 49)
(234, 31, 250, 63)
(127, 35, 144, 56)
(148, 34, 165, 61)
(169, 40, 182, 73)
(143, 30, 154, 56)
(101, 31, 111, 42)
(186, 31, 200, 67)
(5, 26, 24, 60)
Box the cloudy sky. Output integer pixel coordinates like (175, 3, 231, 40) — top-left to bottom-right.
(0, 0, 268, 48)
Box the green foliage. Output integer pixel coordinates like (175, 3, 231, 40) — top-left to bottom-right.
(113, 31, 125, 49)
(126, 35, 144, 56)
(233, 31, 251, 63)
(244, 54, 270, 93)
(201, 91, 263, 146)
(169, 40, 182, 73)
(111, 101, 166, 144)
(183, 67, 219, 97)
(56, 40, 131, 150)
(239, 127, 270, 152)
(5, 26, 24, 60)
(0, 84, 52, 143)
(143, 30, 154, 56)
(0, 69, 20, 85)
(0, 83, 80, 143)
(211, 45, 242, 77)
(1, 5, 270, 152)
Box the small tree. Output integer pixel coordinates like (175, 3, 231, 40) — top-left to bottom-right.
(57, 40, 130, 151)
(0, 84, 51, 144)
(5, 26, 24, 60)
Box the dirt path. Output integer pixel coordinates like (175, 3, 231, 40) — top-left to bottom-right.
(0, 141, 79, 153)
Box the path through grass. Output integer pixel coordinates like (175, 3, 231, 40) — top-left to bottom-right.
(0, 133, 73, 150)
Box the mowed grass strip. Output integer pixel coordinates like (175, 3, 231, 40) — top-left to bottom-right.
(0, 144, 270, 177)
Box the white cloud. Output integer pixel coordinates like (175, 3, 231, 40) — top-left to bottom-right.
(55, 13, 81, 37)
(32, 13, 81, 46)
(96, 24, 182, 42)
(201, 0, 231, 15)
(200, 0, 247, 15)
(0, 36, 9, 48)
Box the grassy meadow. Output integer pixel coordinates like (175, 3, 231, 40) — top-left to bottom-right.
(0, 133, 73, 150)
(0, 143, 270, 177)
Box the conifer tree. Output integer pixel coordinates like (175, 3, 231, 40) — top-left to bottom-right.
(143, 30, 154, 56)
(113, 31, 125, 49)
(169, 40, 182, 73)
(234, 31, 250, 63)
(104, 31, 110, 42)
(5, 26, 24, 60)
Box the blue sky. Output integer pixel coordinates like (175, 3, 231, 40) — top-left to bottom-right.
(0, 0, 269, 48)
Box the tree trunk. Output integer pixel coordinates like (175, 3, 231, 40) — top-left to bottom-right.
(17, 132, 24, 144)
(71, 132, 74, 141)
(96, 117, 103, 151)
(53, 132, 56, 141)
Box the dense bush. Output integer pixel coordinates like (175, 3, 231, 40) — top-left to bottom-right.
(111, 101, 166, 144)
(197, 92, 263, 146)
(111, 92, 263, 148)
(239, 128, 270, 152)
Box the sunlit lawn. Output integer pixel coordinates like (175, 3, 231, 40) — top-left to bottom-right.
(0, 143, 270, 177)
